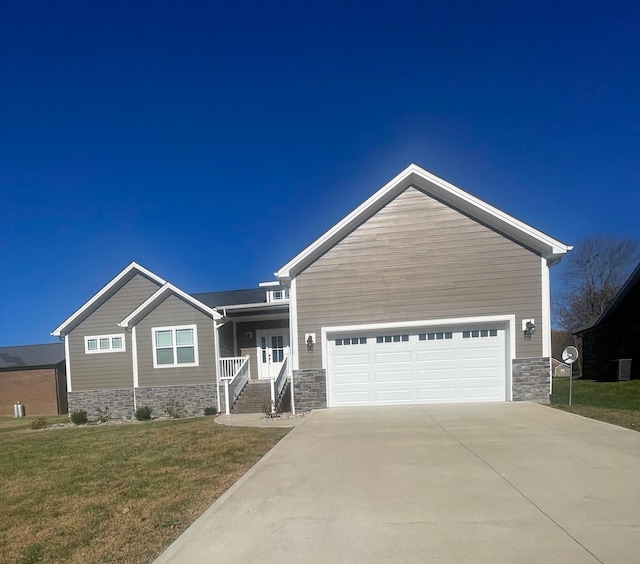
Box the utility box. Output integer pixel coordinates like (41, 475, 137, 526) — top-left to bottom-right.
(608, 359, 632, 381)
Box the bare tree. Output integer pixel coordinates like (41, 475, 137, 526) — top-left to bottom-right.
(554, 234, 640, 333)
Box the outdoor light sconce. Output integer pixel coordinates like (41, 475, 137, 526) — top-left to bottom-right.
(305, 333, 316, 353)
(523, 320, 535, 341)
(245, 331, 253, 340)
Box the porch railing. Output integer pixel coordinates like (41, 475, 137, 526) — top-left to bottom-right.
(270, 355, 289, 414)
(218, 356, 250, 415)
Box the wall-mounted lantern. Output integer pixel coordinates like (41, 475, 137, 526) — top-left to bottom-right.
(523, 319, 535, 341)
(305, 333, 316, 353)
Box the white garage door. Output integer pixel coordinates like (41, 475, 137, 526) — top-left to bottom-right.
(327, 324, 507, 407)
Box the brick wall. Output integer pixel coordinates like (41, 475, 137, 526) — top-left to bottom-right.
(512, 357, 550, 403)
(293, 369, 327, 411)
(0, 369, 60, 416)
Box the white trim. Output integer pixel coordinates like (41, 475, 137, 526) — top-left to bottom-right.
(84, 334, 126, 354)
(131, 326, 139, 388)
(152, 324, 199, 368)
(64, 336, 72, 393)
(275, 164, 571, 281)
(289, 278, 299, 371)
(52, 262, 165, 336)
(541, 256, 551, 359)
(214, 319, 221, 415)
(258, 281, 281, 287)
(119, 283, 221, 328)
(320, 315, 516, 338)
(221, 301, 289, 311)
(321, 315, 516, 407)
(232, 321, 238, 356)
(220, 312, 289, 323)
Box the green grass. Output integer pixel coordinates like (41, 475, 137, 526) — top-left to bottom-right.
(0, 416, 289, 564)
(551, 378, 640, 431)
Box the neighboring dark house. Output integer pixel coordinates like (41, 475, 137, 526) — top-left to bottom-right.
(0, 343, 67, 416)
(576, 262, 640, 380)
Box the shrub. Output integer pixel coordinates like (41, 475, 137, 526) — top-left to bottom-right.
(262, 401, 282, 417)
(135, 406, 153, 421)
(95, 406, 111, 423)
(204, 406, 217, 416)
(30, 418, 47, 430)
(164, 397, 184, 418)
(70, 410, 88, 425)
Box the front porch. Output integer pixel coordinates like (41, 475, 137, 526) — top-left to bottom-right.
(217, 355, 291, 415)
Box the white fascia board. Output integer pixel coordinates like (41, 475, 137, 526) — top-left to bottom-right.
(321, 314, 516, 336)
(221, 301, 289, 311)
(119, 283, 221, 328)
(258, 281, 281, 287)
(52, 262, 166, 337)
(275, 164, 571, 280)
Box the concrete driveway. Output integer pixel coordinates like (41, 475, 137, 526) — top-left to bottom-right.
(155, 403, 640, 563)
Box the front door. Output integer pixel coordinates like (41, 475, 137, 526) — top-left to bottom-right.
(258, 330, 289, 379)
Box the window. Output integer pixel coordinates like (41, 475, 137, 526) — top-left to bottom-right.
(267, 288, 290, 302)
(463, 329, 498, 339)
(152, 325, 198, 368)
(85, 334, 125, 354)
(376, 335, 409, 343)
(335, 337, 367, 346)
(419, 332, 453, 341)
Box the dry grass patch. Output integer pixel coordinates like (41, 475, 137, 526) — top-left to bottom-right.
(0, 416, 289, 563)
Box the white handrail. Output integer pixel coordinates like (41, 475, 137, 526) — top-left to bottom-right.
(270, 356, 289, 414)
(218, 356, 250, 414)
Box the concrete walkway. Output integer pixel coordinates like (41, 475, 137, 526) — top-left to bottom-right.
(155, 403, 640, 563)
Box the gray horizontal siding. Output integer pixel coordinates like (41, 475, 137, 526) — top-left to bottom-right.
(135, 294, 216, 387)
(296, 187, 543, 370)
(68, 273, 162, 391)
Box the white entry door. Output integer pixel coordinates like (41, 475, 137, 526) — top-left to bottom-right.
(257, 330, 290, 379)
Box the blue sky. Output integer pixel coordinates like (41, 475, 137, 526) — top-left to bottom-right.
(1, 1, 638, 347)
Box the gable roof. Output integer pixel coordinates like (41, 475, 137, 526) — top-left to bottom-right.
(0, 343, 65, 369)
(119, 283, 222, 328)
(52, 262, 165, 337)
(575, 261, 640, 335)
(275, 164, 572, 282)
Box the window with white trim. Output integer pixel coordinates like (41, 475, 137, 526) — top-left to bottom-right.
(267, 288, 289, 302)
(152, 325, 199, 368)
(85, 334, 125, 354)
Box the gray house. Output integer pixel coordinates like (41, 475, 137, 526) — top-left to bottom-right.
(52, 164, 571, 418)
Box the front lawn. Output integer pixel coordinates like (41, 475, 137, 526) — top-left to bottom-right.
(0, 416, 289, 564)
(551, 378, 640, 431)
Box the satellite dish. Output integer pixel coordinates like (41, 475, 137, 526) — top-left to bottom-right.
(562, 346, 579, 365)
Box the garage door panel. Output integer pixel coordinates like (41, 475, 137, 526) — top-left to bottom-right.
(461, 347, 502, 359)
(328, 324, 507, 407)
(374, 370, 412, 383)
(375, 389, 413, 402)
(334, 353, 371, 366)
(416, 349, 456, 361)
(416, 388, 457, 400)
(334, 391, 373, 404)
(374, 351, 412, 364)
(417, 369, 456, 381)
(334, 371, 371, 385)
